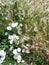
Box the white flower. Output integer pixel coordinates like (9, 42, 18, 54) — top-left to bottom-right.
(8, 35, 13, 40)
(13, 34, 19, 40)
(13, 49, 22, 63)
(16, 35, 19, 39)
(9, 40, 13, 44)
(11, 22, 18, 28)
(21, 60, 25, 63)
(1, 56, 5, 61)
(0, 50, 6, 56)
(17, 48, 21, 52)
(22, 49, 25, 53)
(17, 28, 22, 34)
(0, 50, 6, 64)
(13, 54, 22, 63)
(8, 34, 19, 40)
(8, 34, 19, 44)
(13, 49, 18, 55)
(0, 60, 3, 64)
(13, 55, 17, 60)
(7, 26, 12, 31)
(17, 55, 22, 63)
(19, 23, 23, 27)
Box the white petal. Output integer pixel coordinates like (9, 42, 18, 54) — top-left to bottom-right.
(17, 55, 22, 61)
(17, 48, 21, 52)
(0, 50, 6, 56)
(9, 40, 13, 44)
(8, 35, 13, 40)
(13, 34, 19, 40)
(0, 60, 3, 64)
(11, 22, 18, 27)
(15, 36, 19, 40)
(21, 60, 25, 63)
(13, 49, 18, 55)
(1, 56, 5, 61)
(17, 59, 21, 63)
(7, 26, 12, 31)
(13, 55, 17, 60)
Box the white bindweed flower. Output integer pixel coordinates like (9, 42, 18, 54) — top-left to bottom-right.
(17, 55, 22, 63)
(17, 28, 22, 34)
(7, 26, 12, 31)
(13, 55, 17, 60)
(0, 60, 3, 64)
(9, 40, 13, 44)
(13, 49, 22, 63)
(13, 54, 22, 63)
(21, 60, 25, 63)
(0, 50, 6, 64)
(8, 34, 19, 40)
(8, 35, 13, 40)
(8, 34, 19, 44)
(13, 49, 18, 55)
(22, 49, 25, 53)
(13, 34, 19, 40)
(19, 23, 23, 27)
(11, 22, 18, 28)
(0, 50, 6, 56)
(17, 48, 21, 52)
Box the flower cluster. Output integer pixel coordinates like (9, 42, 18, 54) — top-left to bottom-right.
(0, 50, 6, 64)
(8, 34, 19, 44)
(7, 22, 18, 31)
(13, 48, 24, 63)
(0, 22, 24, 64)
(4, 22, 25, 64)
